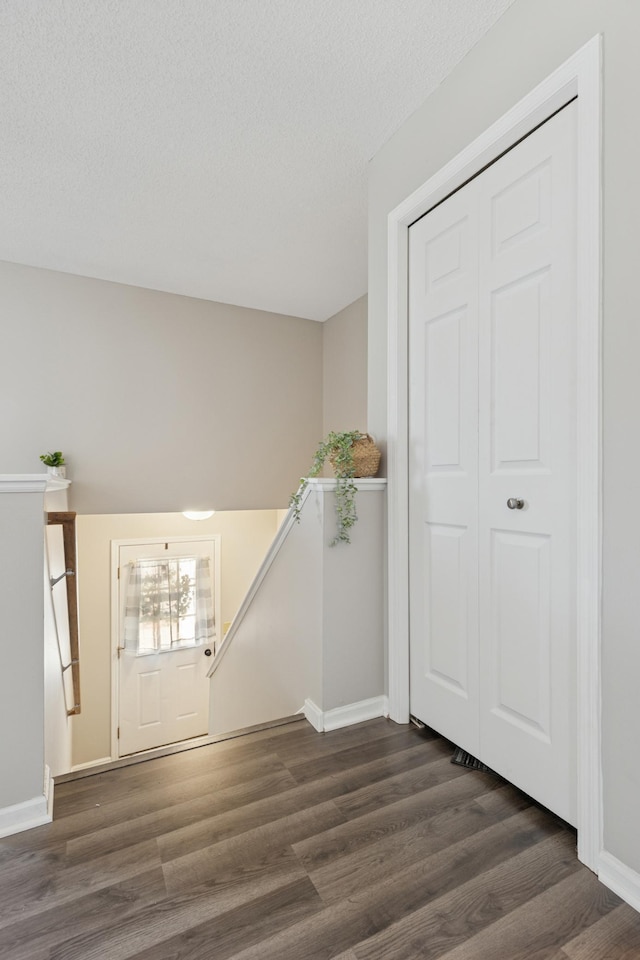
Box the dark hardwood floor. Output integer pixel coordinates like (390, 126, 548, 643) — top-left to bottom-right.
(0, 718, 639, 959)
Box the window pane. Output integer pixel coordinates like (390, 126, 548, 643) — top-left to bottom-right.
(136, 556, 199, 653)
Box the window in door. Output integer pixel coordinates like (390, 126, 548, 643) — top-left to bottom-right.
(124, 555, 215, 655)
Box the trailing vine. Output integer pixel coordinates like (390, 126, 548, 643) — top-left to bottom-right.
(289, 431, 366, 546)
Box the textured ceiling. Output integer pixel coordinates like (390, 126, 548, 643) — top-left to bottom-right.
(0, 0, 515, 321)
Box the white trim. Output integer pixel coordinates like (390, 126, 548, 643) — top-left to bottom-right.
(598, 852, 640, 914)
(112, 535, 222, 547)
(0, 474, 48, 494)
(69, 756, 114, 773)
(0, 474, 69, 494)
(45, 476, 71, 492)
(110, 541, 119, 761)
(0, 791, 52, 839)
(63, 717, 306, 780)
(303, 696, 389, 733)
(386, 35, 602, 871)
(305, 478, 388, 493)
(323, 696, 389, 732)
(44, 764, 54, 820)
(573, 36, 604, 875)
(303, 698, 324, 732)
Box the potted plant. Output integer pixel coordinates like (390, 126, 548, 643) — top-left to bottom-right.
(40, 451, 66, 478)
(290, 431, 380, 545)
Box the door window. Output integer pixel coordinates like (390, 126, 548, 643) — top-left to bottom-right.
(123, 555, 215, 654)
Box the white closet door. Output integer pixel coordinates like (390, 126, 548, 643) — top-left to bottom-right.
(477, 103, 577, 824)
(409, 100, 577, 824)
(408, 182, 480, 756)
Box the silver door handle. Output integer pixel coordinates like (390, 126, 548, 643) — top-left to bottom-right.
(507, 498, 525, 510)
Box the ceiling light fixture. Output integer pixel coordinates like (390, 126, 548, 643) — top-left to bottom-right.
(182, 510, 215, 520)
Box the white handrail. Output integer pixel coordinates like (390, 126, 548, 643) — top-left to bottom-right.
(207, 482, 313, 677)
(207, 477, 388, 678)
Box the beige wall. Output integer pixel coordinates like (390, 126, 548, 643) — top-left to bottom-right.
(0, 491, 45, 808)
(0, 260, 369, 771)
(368, 0, 640, 873)
(322, 484, 385, 711)
(1, 183, 371, 779)
(73, 509, 281, 766)
(322, 294, 368, 436)
(1, 260, 322, 514)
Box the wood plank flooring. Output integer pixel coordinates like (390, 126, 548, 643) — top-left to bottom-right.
(0, 718, 639, 959)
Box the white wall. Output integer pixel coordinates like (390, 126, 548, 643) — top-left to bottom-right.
(0, 260, 323, 514)
(367, 0, 640, 875)
(73, 509, 283, 766)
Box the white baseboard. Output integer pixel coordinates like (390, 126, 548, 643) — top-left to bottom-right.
(599, 851, 640, 913)
(0, 786, 53, 839)
(44, 764, 54, 820)
(324, 695, 389, 731)
(303, 696, 389, 733)
(68, 756, 113, 773)
(303, 699, 324, 732)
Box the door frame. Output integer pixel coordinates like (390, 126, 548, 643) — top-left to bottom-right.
(386, 36, 602, 870)
(110, 534, 221, 760)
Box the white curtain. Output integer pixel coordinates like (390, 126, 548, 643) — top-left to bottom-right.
(123, 556, 215, 655)
(123, 560, 145, 651)
(194, 556, 215, 643)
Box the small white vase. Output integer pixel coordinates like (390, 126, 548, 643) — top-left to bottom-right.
(48, 465, 66, 478)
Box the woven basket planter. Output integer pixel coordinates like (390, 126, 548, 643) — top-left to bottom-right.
(330, 433, 381, 478)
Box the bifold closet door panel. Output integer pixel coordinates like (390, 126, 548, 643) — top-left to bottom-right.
(477, 101, 578, 825)
(408, 180, 480, 757)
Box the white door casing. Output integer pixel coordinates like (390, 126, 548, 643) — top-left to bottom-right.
(387, 37, 601, 868)
(112, 536, 220, 757)
(409, 103, 578, 825)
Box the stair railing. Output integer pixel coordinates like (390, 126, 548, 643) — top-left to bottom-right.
(47, 511, 81, 716)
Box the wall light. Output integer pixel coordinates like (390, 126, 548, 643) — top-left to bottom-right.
(182, 510, 215, 521)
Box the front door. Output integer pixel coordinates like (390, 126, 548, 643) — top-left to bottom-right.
(116, 536, 220, 756)
(408, 101, 577, 824)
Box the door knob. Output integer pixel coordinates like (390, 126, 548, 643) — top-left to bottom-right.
(507, 498, 525, 510)
(204, 648, 212, 657)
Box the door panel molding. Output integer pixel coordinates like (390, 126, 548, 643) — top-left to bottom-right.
(387, 35, 602, 869)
